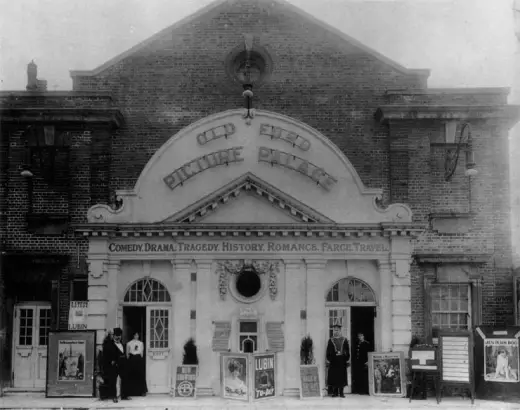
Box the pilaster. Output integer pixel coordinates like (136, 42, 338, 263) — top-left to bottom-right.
(305, 259, 327, 394)
(377, 259, 393, 352)
(171, 259, 192, 377)
(283, 259, 303, 397)
(106, 260, 120, 330)
(391, 259, 412, 353)
(87, 258, 109, 347)
(195, 259, 215, 396)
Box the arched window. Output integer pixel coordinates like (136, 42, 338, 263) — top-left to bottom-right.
(326, 278, 375, 303)
(124, 278, 171, 303)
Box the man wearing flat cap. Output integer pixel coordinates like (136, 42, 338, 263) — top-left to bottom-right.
(102, 327, 130, 402)
(326, 323, 350, 398)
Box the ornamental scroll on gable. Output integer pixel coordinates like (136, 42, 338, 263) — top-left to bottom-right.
(215, 260, 279, 301)
(86, 110, 413, 225)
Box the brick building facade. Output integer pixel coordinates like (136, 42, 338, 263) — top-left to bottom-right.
(1, 0, 519, 396)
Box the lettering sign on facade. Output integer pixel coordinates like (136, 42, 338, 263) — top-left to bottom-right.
(107, 241, 390, 254)
(163, 123, 337, 191)
(440, 335, 471, 383)
(299, 365, 321, 399)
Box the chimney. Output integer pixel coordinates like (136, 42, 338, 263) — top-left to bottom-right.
(27, 60, 38, 91)
(26, 60, 48, 92)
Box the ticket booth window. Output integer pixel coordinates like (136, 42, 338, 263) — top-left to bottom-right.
(239, 320, 258, 353)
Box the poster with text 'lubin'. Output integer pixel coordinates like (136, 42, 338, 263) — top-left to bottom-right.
(252, 353, 276, 401)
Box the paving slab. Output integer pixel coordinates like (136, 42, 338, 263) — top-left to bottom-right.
(0, 394, 519, 410)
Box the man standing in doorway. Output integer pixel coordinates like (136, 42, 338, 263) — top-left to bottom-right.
(352, 332, 371, 394)
(326, 324, 350, 398)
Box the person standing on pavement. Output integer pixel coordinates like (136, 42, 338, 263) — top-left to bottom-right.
(326, 324, 350, 398)
(103, 327, 131, 403)
(352, 332, 371, 395)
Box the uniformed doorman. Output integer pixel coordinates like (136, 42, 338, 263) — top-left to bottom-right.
(326, 324, 350, 398)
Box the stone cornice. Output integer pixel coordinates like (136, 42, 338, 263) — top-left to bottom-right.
(0, 107, 124, 128)
(73, 222, 425, 238)
(414, 253, 492, 264)
(375, 105, 520, 123)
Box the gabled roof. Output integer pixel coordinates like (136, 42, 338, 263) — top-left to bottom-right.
(70, 0, 430, 78)
(163, 172, 334, 224)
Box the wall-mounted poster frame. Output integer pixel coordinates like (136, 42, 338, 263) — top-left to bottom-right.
(438, 330, 475, 404)
(367, 351, 406, 397)
(514, 276, 520, 326)
(46, 330, 96, 398)
(220, 352, 250, 402)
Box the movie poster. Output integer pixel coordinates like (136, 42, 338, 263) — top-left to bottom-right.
(368, 352, 405, 397)
(253, 353, 276, 401)
(484, 338, 519, 383)
(221, 354, 249, 401)
(57, 340, 86, 381)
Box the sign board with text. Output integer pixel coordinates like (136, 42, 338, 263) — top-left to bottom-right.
(174, 366, 197, 398)
(252, 353, 276, 401)
(438, 330, 475, 403)
(68, 301, 88, 331)
(410, 347, 438, 372)
(299, 365, 322, 399)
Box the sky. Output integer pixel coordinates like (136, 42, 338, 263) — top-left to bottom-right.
(0, 0, 516, 91)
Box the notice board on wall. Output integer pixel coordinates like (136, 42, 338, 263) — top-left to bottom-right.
(438, 330, 475, 403)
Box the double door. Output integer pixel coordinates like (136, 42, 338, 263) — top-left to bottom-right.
(12, 302, 52, 389)
(121, 305, 172, 394)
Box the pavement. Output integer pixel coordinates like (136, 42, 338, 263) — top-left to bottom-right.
(0, 393, 519, 410)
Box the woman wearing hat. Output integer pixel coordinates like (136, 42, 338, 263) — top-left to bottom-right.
(326, 323, 350, 398)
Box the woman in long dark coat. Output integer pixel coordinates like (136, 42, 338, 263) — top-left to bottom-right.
(326, 324, 350, 398)
(126, 332, 148, 396)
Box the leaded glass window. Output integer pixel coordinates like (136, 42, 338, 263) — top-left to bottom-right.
(124, 278, 171, 303)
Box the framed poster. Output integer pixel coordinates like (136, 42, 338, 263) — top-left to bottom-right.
(46, 331, 96, 397)
(299, 364, 322, 399)
(252, 353, 276, 401)
(368, 352, 405, 397)
(220, 353, 250, 401)
(174, 365, 198, 398)
(515, 277, 520, 326)
(484, 338, 519, 383)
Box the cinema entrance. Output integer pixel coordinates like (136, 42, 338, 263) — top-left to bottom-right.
(325, 277, 376, 395)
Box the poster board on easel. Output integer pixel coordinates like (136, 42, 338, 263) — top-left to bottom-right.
(438, 330, 475, 404)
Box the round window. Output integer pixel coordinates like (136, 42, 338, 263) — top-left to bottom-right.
(235, 267, 262, 298)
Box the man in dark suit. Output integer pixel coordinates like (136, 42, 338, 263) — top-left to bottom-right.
(102, 327, 130, 402)
(352, 331, 371, 394)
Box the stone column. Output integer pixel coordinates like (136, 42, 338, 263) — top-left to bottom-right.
(377, 259, 393, 352)
(283, 259, 303, 397)
(106, 261, 120, 330)
(171, 260, 191, 377)
(305, 260, 327, 394)
(195, 259, 215, 396)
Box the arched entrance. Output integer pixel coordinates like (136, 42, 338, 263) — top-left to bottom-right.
(121, 278, 172, 394)
(325, 277, 377, 396)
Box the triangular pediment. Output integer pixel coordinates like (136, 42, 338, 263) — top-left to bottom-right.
(164, 173, 334, 224)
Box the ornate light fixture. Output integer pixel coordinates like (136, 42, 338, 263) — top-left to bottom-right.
(444, 122, 478, 181)
(241, 34, 255, 125)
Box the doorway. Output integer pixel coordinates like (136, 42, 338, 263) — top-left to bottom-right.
(122, 306, 146, 390)
(350, 306, 375, 395)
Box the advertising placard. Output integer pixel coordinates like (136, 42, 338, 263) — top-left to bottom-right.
(220, 353, 249, 401)
(484, 338, 519, 383)
(174, 366, 198, 398)
(68, 301, 88, 330)
(252, 353, 276, 401)
(299, 365, 322, 399)
(368, 351, 406, 397)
